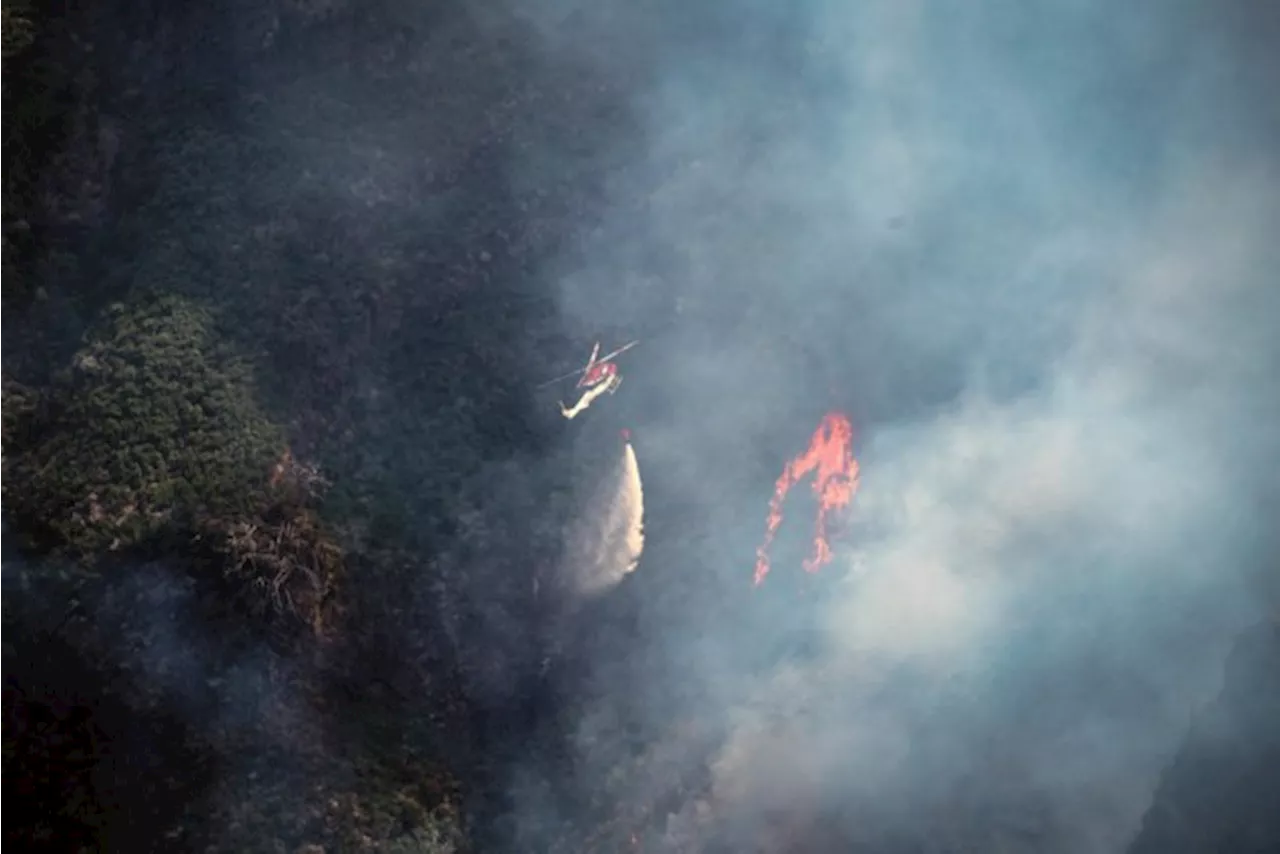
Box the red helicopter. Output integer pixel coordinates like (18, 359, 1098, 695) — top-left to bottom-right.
(537, 340, 639, 419)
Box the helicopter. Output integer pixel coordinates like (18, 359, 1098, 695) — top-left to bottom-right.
(537, 340, 640, 419)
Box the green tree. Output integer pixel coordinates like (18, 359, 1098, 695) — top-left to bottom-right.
(5, 293, 285, 556)
(2, 0, 45, 308)
(1, 0, 36, 61)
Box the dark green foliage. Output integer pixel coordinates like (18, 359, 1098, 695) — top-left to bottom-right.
(1, 372, 39, 445)
(1, 2, 36, 60)
(0, 3, 644, 850)
(2, 676, 106, 851)
(203, 747, 467, 854)
(1, 0, 54, 308)
(4, 293, 285, 556)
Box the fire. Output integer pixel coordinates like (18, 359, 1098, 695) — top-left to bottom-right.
(754, 412, 859, 586)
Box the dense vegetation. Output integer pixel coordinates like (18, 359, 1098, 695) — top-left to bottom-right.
(1, 1, 578, 849)
(2, 0, 50, 308)
(6, 295, 283, 554)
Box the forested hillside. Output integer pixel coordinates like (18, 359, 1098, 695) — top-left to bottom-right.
(3, 2, 619, 849)
(4, 2, 1279, 852)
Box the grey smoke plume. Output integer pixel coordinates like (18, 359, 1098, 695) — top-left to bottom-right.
(501, 0, 1280, 850)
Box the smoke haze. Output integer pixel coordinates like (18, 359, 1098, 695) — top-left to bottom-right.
(7, 0, 1279, 849)
(503, 0, 1280, 850)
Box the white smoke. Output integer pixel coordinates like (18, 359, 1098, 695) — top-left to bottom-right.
(499, 0, 1280, 849)
(676, 163, 1276, 852)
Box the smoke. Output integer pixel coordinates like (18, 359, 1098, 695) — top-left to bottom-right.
(560, 434, 646, 600)
(501, 0, 1280, 850)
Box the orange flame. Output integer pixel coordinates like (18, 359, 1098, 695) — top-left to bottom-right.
(754, 412, 859, 586)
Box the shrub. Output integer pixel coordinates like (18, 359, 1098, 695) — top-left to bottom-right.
(1, 1, 36, 61)
(1, 371, 39, 448)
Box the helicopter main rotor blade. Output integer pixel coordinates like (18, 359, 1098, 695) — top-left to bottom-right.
(535, 366, 588, 389)
(596, 340, 640, 364)
(535, 341, 640, 389)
